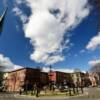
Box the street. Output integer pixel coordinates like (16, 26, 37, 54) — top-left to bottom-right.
(0, 87, 100, 100)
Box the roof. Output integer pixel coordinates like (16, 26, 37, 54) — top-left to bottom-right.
(6, 67, 40, 73)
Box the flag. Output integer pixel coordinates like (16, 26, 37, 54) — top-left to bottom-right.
(0, 8, 7, 33)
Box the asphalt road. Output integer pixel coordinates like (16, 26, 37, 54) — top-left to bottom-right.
(0, 87, 100, 100)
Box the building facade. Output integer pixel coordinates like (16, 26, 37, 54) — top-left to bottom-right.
(40, 72, 49, 85)
(4, 68, 41, 92)
(89, 72, 99, 87)
(49, 71, 73, 85)
(3, 68, 97, 92)
(71, 72, 86, 87)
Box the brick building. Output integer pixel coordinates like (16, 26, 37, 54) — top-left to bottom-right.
(40, 72, 49, 85)
(3, 67, 92, 92)
(4, 68, 41, 92)
(48, 71, 73, 85)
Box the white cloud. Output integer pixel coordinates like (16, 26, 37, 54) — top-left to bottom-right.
(86, 32, 100, 50)
(14, 0, 90, 65)
(14, 0, 27, 5)
(42, 66, 86, 73)
(55, 68, 74, 73)
(42, 67, 50, 72)
(88, 59, 100, 67)
(42, 67, 74, 73)
(13, 7, 28, 23)
(15, 0, 23, 4)
(0, 54, 23, 72)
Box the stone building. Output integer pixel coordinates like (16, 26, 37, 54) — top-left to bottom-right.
(71, 71, 86, 87)
(89, 73, 97, 87)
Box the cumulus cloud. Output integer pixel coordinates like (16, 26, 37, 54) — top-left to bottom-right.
(14, 0, 90, 65)
(88, 59, 100, 67)
(0, 54, 23, 72)
(86, 32, 100, 50)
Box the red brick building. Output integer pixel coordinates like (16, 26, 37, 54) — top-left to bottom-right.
(4, 68, 91, 92)
(40, 72, 49, 85)
(48, 71, 73, 85)
(4, 68, 41, 92)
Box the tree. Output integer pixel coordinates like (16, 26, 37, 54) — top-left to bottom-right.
(0, 72, 4, 91)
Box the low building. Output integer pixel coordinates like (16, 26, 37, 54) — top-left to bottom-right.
(3, 67, 95, 91)
(4, 68, 41, 92)
(83, 72, 92, 87)
(94, 72, 100, 85)
(40, 72, 49, 85)
(89, 73, 96, 87)
(71, 71, 86, 87)
(48, 71, 73, 85)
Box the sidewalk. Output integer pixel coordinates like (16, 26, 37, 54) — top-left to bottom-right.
(15, 91, 88, 100)
(14, 88, 89, 99)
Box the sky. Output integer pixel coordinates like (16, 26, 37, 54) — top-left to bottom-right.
(0, 0, 100, 72)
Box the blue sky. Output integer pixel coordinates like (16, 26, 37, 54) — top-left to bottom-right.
(0, 0, 100, 72)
